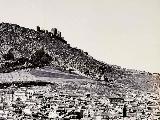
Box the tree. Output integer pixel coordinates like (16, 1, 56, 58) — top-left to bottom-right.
(3, 50, 14, 60)
(16, 57, 29, 65)
(104, 74, 109, 82)
(84, 70, 89, 76)
(30, 48, 52, 67)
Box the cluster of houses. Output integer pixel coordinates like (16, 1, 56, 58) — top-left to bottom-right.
(0, 81, 159, 120)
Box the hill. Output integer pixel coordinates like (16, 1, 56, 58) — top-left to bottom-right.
(0, 22, 159, 92)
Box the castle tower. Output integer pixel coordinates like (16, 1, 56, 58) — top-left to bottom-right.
(37, 26, 40, 32)
(57, 31, 61, 37)
(51, 28, 57, 36)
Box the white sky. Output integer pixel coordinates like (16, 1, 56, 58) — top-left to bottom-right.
(0, 0, 159, 73)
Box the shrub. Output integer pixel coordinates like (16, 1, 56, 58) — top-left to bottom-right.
(30, 48, 52, 67)
(3, 51, 14, 60)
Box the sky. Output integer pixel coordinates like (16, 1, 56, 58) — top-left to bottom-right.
(0, 0, 159, 73)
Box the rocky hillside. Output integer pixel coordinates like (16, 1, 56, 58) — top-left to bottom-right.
(0, 22, 159, 92)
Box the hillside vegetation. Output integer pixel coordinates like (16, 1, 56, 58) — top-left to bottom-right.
(0, 22, 158, 92)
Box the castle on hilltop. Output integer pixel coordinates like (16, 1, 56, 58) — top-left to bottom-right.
(36, 26, 67, 44)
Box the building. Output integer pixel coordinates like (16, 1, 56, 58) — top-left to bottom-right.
(109, 98, 124, 104)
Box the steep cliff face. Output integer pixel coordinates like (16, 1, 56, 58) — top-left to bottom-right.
(0, 22, 158, 92)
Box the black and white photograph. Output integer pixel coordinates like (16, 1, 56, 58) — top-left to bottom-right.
(0, 0, 160, 119)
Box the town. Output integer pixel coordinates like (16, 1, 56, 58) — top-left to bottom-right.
(0, 80, 159, 120)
